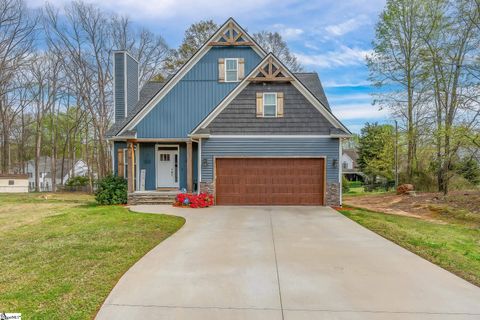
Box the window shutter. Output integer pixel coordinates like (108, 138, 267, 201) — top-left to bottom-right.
(277, 92, 284, 117)
(218, 58, 225, 82)
(256, 92, 263, 117)
(117, 148, 124, 177)
(238, 58, 245, 80)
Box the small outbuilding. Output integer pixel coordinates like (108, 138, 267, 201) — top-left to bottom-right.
(0, 174, 29, 193)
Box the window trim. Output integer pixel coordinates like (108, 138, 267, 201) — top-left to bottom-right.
(224, 58, 239, 82)
(263, 92, 277, 117)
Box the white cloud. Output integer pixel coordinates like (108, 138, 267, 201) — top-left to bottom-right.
(323, 80, 371, 88)
(26, 0, 276, 21)
(282, 27, 304, 39)
(295, 46, 372, 69)
(325, 15, 370, 36)
(272, 23, 304, 40)
(332, 103, 389, 120)
(328, 93, 372, 104)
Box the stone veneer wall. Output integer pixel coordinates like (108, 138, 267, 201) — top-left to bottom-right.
(199, 181, 214, 194)
(201, 180, 341, 207)
(325, 182, 341, 206)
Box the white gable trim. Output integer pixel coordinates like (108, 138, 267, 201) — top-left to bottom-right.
(190, 53, 351, 135)
(118, 18, 266, 136)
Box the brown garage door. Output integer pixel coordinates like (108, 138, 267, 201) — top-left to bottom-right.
(215, 158, 325, 205)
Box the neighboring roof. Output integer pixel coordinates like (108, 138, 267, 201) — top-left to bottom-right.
(107, 81, 167, 137)
(343, 149, 359, 162)
(294, 73, 330, 111)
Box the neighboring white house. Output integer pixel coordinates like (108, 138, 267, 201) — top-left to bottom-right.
(342, 149, 365, 181)
(0, 174, 29, 193)
(342, 150, 355, 171)
(24, 157, 89, 191)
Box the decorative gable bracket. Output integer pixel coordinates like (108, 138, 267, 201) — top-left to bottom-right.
(208, 21, 254, 46)
(248, 57, 293, 82)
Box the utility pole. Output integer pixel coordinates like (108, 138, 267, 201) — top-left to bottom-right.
(395, 120, 399, 189)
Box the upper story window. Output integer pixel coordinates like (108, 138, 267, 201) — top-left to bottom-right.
(225, 58, 238, 82)
(263, 93, 277, 117)
(256, 91, 284, 118)
(343, 162, 348, 169)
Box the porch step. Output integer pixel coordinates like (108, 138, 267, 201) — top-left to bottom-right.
(128, 192, 178, 205)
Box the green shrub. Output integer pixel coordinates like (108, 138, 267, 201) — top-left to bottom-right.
(342, 176, 350, 193)
(95, 174, 127, 205)
(456, 158, 480, 185)
(348, 180, 363, 188)
(65, 175, 89, 187)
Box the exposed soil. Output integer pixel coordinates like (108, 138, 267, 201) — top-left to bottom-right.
(344, 190, 480, 223)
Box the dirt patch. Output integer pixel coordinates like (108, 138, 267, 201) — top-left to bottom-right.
(344, 190, 480, 224)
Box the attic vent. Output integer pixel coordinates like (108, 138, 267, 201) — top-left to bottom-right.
(209, 21, 254, 47)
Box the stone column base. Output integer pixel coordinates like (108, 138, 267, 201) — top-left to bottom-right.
(326, 182, 341, 206)
(199, 181, 214, 194)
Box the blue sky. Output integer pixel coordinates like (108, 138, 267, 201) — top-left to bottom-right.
(27, 0, 389, 133)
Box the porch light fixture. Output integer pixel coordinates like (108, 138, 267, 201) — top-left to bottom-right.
(332, 159, 338, 169)
(202, 158, 209, 168)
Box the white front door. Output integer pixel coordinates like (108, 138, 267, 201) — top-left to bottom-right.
(156, 149, 179, 188)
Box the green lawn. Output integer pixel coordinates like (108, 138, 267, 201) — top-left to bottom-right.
(0, 193, 185, 319)
(339, 207, 480, 287)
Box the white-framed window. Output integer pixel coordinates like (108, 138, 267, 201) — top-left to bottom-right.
(343, 162, 348, 169)
(263, 92, 277, 117)
(225, 58, 238, 82)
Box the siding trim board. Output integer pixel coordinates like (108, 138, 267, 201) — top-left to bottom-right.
(191, 53, 350, 136)
(118, 18, 266, 136)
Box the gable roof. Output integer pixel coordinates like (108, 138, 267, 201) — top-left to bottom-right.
(191, 53, 351, 136)
(107, 73, 331, 137)
(294, 73, 330, 110)
(112, 18, 266, 137)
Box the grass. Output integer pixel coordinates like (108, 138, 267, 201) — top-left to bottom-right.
(339, 206, 480, 287)
(0, 192, 185, 319)
(344, 186, 394, 197)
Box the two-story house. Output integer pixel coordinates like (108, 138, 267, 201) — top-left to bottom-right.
(107, 18, 351, 206)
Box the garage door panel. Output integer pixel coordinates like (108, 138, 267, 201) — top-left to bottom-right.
(215, 158, 325, 205)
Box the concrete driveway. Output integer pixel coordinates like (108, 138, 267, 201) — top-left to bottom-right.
(96, 206, 480, 320)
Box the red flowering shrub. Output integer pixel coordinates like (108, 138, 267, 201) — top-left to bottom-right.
(174, 193, 214, 208)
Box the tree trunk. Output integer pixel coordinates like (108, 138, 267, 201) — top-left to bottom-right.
(35, 130, 41, 192)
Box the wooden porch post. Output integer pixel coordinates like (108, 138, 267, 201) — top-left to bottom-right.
(127, 141, 135, 193)
(187, 140, 193, 193)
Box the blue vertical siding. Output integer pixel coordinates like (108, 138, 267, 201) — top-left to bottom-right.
(134, 47, 262, 138)
(200, 137, 340, 183)
(139, 143, 156, 190)
(114, 53, 125, 123)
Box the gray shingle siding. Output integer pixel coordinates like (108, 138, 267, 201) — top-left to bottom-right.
(114, 52, 125, 123)
(200, 137, 340, 183)
(204, 82, 337, 135)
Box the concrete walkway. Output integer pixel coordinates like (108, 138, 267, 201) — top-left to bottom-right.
(96, 206, 480, 320)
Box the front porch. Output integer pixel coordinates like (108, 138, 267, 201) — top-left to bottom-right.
(113, 139, 200, 198)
